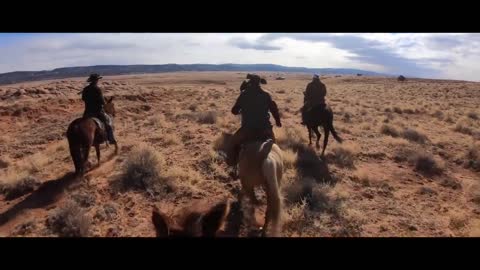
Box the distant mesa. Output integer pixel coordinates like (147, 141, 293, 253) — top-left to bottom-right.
(0, 64, 386, 86)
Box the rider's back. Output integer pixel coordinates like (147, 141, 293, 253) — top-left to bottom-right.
(236, 87, 273, 129)
(305, 80, 326, 107)
(82, 84, 105, 116)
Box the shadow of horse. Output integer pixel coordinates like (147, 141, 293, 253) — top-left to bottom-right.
(0, 172, 79, 226)
(291, 143, 335, 185)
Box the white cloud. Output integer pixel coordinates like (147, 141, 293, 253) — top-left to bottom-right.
(0, 33, 479, 81)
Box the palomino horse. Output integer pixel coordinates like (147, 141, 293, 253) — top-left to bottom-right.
(66, 96, 117, 175)
(304, 104, 343, 156)
(217, 133, 284, 237)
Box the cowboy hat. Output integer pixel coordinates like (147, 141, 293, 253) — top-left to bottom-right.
(87, 73, 103, 82)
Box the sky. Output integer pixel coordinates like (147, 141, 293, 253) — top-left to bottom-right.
(0, 33, 479, 81)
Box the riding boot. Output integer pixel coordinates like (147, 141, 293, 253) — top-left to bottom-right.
(105, 124, 117, 145)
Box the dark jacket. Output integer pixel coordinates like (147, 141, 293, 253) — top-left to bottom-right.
(231, 85, 281, 129)
(304, 79, 327, 107)
(82, 84, 106, 116)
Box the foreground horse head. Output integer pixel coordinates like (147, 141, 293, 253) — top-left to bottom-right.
(152, 200, 230, 237)
(215, 132, 284, 237)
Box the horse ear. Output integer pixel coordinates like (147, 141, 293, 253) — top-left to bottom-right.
(109, 96, 114, 103)
(152, 207, 170, 237)
(201, 200, 230, 237)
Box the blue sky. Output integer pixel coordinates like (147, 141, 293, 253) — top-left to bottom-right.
(0, 33, 478, 81)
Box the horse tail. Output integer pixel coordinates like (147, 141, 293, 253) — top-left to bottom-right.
(328, 115, 343, 143)
(259, 140, 274, 161)
(67, 120, 83, 174)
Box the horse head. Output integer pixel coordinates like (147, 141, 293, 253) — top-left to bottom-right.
(152, 199, 231, 237)
(104, 96, 116, 117)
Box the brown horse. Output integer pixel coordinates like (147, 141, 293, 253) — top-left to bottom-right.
(151, 199, 231, 237)
(216, 133, 284, 237)
(304, 104, 343, 156)
(66, 97, 117, 175)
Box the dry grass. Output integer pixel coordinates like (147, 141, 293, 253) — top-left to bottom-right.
(154, 133, 180, 147)
(449, 213, 468, 231)
(71, 189, 96, 208)
(432, 110, 444, 120)
(393, 107, 403, 114)
(384, 136, 410, 147)
(467, 111, 479, 120)
(197, 111, 218, 124)
(469, 220, 480, 237)
(393, 145, 418, 163)
(11, 220, 37, 236)
(402, 108, 416, 114)
(444, 113, 455, 123)
(276, 126, 305, 149)
(0, 157, 10, 169)
(342, 112, 352, 123)
(148, 114, 169, 128)
(163, 165, 203, 187)
(283, 199, 312, 234)
(413, 153, 444, 175)
(401, 128, 428, 144)
(188, 104, 198, 111)
(283, 149, 298, 170)
(117, 144, 173, 195)
(394, 146, 443, 175)
(352, 168, 372, 186)
(46, 200, 90, 237)
(454, 117, 480, 138)
(0, 175, 41, 200)
(470, 184, 480, 206)
(329, 143, 359, 168)
(94, 203, 118, 222)
(380, 124, 400, 137)
(464, 142, 480, 172)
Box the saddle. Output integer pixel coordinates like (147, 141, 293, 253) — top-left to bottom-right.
(91, 117, 105, 131)
(90, 117, 110, 146)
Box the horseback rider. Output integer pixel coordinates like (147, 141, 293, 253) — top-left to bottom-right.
(81, 73, 117, 145)
(301, 74, 327, 125)
(226, 74, 282, 166)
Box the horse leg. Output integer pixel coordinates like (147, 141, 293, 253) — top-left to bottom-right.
(262, 159, 282, 237)
(239, 184, 258, 233)
(314, 126, 321, 149)
(83, 144, 91, 172)
(69, 142, 81, 175)
(307, 126, 312, 146)
(322, 124, 330, 157)
(95, 144, 101, 167)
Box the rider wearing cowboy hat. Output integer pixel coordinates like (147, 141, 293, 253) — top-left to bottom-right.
(81, 73, 117, 145)
(227, 73, 282, 166)
(301, 74, 327, 125)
